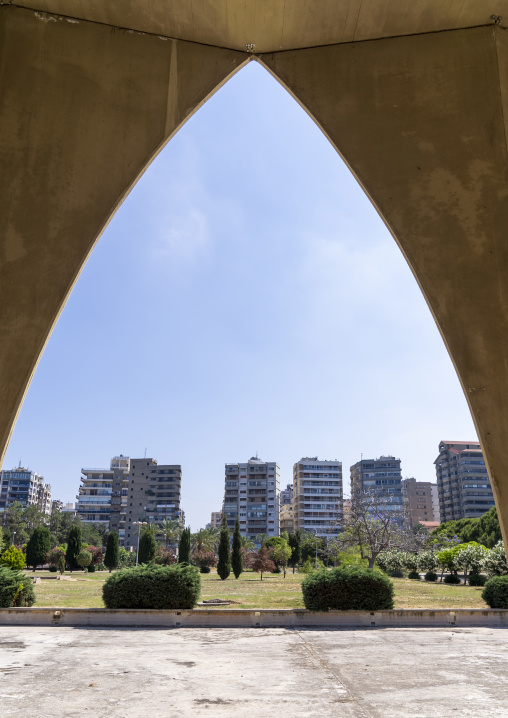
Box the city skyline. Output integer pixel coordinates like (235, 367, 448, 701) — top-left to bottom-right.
(2, 61, 477, 530)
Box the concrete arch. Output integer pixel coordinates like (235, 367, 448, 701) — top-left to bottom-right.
(2, 5, 508, 544)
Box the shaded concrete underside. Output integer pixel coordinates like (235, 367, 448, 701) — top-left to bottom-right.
(0, 626, 507, 717)
(3, 5, 508, 544)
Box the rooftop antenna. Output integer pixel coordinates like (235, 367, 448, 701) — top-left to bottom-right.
(144, 448, 147, 458)
(256, 450, 258, 459)
(18, 459, 22, 468)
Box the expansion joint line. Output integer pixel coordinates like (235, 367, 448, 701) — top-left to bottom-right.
(293, 629, 373, 717)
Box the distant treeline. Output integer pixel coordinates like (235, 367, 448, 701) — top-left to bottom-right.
(430, 507, 501, 548)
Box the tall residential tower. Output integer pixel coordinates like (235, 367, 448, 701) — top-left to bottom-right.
(293, 458, 343, 538)
(223, 457, 280, 540)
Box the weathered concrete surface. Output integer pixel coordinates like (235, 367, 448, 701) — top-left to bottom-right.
(0, 626, 507, 717)
(263, 26, 508, 547)
(1, 607, 508, 628)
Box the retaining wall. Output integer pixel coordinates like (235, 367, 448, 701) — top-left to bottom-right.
(0, 608, 507, 628)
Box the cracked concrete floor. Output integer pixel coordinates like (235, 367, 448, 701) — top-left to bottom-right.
(0, 626, 507, 717)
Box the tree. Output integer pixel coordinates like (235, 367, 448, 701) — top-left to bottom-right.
(22, 505, 46, 532)
(252, 546, 275, 580)
(4, 502, 28, 545)
(0, 545, 26, 570)
(430, 507, 501, 548)
(178, 527, 191, 563)
(191, 527, 216, 555)
(217, 515, 231, 580)
(159, 519, 182, 548)
(47, 546, 66, 569)
(138, 529, 156, 564)
(66, 526, 82, 572)
(231, 517, 243, 579)
(76, 550, 92, 571)
(484, 541, 508, 576)
(26, 526, 51, 570)
(288, 532, 302, 573)
(104, 532, 119, 572)
(453, 542, 488, 584)
(271, 538, 292, 578)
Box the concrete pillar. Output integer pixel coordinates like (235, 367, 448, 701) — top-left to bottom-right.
(0, 7, 246, 461)
(262, 26, 508, 544)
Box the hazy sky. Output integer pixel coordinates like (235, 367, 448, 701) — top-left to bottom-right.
(3, 61, 477, 528)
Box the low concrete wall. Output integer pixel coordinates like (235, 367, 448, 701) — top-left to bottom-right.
(0, 608, 507, 628)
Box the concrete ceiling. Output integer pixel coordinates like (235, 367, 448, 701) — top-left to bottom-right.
(12, 0, 508, 52)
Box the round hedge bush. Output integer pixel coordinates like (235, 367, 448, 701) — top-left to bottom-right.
(0, 566, 35, 607)
(424, 571, 438, 582)
(408, 570, 420, 580)
(468, 573, 487, 587)
(444, 573, 461, 584)
(387, 569, 404, 578)
(200, 566, 211, 574)
(301, 566, 394, 612)
(102, 563, 201, 609)
(482, 575, 508, 607)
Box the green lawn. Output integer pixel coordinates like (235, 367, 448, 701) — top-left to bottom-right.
(29, 569, 488, 610)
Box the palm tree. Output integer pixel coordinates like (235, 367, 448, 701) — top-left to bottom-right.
(159, 519, 182, 548)
(240, 535, 255, 550)
(191, 528, 217, 554)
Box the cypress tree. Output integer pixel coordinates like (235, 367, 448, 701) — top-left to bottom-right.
(25, 526, 51, 571)
(65, 526, 82, 572)
(104, 532, 119, 572)
(217, 515, 231, 580)
(231, 517, 243, 579)
(138, 530, 156, 564)
(178, 527, 191, 563)
(289, 531, 302, 573)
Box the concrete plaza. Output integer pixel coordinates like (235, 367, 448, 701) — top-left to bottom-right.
(0, 626, 506, 717)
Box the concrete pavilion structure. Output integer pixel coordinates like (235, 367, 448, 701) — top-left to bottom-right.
(3, 2, 508, 545)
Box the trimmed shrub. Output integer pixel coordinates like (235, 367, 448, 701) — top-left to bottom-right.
(482, 575, 508, 607)
(387, 569, 404, 578)
(200, 566, 211, 574)
(0, 566, 35, 607)
(301, 566, 394, 611)
(49, 565, 58, 573)
(444, 573, 461, 584)
(102, 563, 201, 609)
(87, 565, 96, 573)
(424, 571, 438, 582)
(469, 573, 487, 586)
(408, 570, 420, 580)
(301, 558, 326, 574)
(1, 545, 26, 570)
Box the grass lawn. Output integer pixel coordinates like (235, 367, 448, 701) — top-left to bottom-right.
(29, 569, 488, 610)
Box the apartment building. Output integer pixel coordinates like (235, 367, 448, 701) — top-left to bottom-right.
(350, 455, 403, 519)
(108, 455, 130, 545)
(0, 467, 51, 515)
(293, 458, 343, 538)
(402, 478, 440, 526)
(435, 440, 495, 522)
(76, 462, 114, 527)
(279, 503, 294, 533)
(280, 484, 294, 507)
(208, 511, 222, 529)
(223, 457, 280, 540)
(125, 458, 182, 549)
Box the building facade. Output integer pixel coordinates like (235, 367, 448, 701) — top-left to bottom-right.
(293, 458, 343, 538)
(435, 441, 495, 522)
(108, 455, 130, 545)
(279, 502, 294, 533)
(208, 511, 222, 529)
(280, 484, 294, 507)
(402, 478, 441, 526)
(223, 457, 280, 540)
(0, 467, 51, 516)
(76, 463, 114, 527)
(124, 458, 182, 549)
(350, 456, 403, 519)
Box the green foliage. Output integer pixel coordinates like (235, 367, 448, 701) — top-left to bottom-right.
(102, 563, 201, 609)
(138, 530, 156, 564)
(47, 546, 66, 567)
(118, 547, 136, 569)
(26, 526, 51, 569)
(424, 571, 438, 582)
(469, 573, 487, 586)
(417, 550, 439, 573)
(271, 538, 292, 577)
(482, 575, 508, 608)
(217, 515, 231, 580)
(104, 532, 119, 572)
(231, 518, 243, 579)
(288, 532, 302, 569)
(76, 550, 92, 569)
(66, 526, 82, 571)
(301, 557, 326, 574)
(200, 566, 211, 573)
(444, 573, 461, 584)
(251, 546, 276, 579)
(484, 541, 508, 576)
(301, 566, 394, 611)
(387, 569, 404, 578)
(408, 570, 420, 580)
(0, 566, 35, 607)
(178, 527, 191, 564)
(192, 549, 216, 568)
(0, 545, 26, 570)
(58, 556, 65, 574)
(431, 508, 501, 548)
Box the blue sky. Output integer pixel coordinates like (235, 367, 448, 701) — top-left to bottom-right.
(3, 61, 477, 528)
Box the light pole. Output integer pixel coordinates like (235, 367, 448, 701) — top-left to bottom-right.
(12, 531, 16, 546)
(133, 521, 147, 566)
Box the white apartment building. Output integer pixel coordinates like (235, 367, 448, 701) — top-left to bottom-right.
(0, 467, 51, 515)
(224, 457, 280, 540)
(293, 457, 343, 538)
(76, 462, 115, 527)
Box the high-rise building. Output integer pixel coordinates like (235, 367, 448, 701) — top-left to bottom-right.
(223, 457, 280, 540)
(293, 458, 343, 538)
(109, 455, 130, 545)
(124, 458, 182, 549)
(279, 503, 294, 533)
(280, 484, 294, 507)
(208, 511, 222, 529)
(435, 441, 495, 521)
(402, 478, 441, 526)
(350, 455, 403, 519)
(0, 467, 51, 516)
(77, 462, 115, 527)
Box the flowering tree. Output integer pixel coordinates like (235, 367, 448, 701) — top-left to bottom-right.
(47, 546, 66, 568)
(192, 549, 216, 569)
(418, 550, 439, 573)
(453, 542, 488, 584)
(484, 541, 508, 576)
(154, 545, 177, 566)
